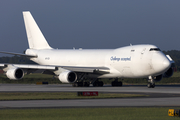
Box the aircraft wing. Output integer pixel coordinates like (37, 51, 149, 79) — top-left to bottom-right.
(0, 63, 110, 74)
(60, 66, 110, 74)
(0, 51, 37, 58)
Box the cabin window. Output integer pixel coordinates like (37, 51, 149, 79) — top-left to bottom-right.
(149, 48, 161, 51)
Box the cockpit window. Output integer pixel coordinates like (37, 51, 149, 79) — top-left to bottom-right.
(149, 48, 161, 51)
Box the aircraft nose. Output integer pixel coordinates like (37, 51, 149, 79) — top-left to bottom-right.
(152, 53, 171, 73)
(162, 58, 171, 69)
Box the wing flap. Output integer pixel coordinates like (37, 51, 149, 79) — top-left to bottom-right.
(60, 66, 110, 74)
(14, 64, 55, 70)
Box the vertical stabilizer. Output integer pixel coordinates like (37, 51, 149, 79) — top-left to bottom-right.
(23, 11, 52, 49)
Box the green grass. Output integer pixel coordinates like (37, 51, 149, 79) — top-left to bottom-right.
(171, 72, 180, 77)
(23, 73, 53, 78)
(0, 107, 179, 120)
(0, 92, 145, 100)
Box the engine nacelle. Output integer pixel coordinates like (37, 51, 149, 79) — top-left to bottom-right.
(6, 68, 24, 80)
(153, 74, 163, 82)
(58, 70, 77, 83)
(163, 67, 174, 78)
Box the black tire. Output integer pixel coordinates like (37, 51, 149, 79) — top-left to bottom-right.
(147, 83, 151, 88)
(83, 82, 90, 87)
(152, 83, 155, 88)
(98, 81, 104, 87)
(118, 81, 122, 86)
(111, 81, 115, 86)
(78, 82, 83, 87)
(93, 82, 98, 87)
(72, 82, 78, 87)
(112, 81, 122, 87)
(147, 83, 155, 88)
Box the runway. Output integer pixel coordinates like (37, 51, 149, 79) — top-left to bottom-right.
(0, 84, 180, 108)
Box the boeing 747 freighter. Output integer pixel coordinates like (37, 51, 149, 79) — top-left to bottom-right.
(0, 11, 174, 88)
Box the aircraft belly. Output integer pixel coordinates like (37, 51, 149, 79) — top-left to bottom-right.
(87, 73, 121, 78)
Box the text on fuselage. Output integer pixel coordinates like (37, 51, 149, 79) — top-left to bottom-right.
(110, 56, 131, 61)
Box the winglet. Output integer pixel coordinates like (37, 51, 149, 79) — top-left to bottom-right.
(166, 55, 175, 64)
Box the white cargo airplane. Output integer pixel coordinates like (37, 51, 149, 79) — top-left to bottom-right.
(0, 11, 174, 88)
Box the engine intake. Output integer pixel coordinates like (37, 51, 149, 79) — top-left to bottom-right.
(6, 68, 24, 80)
(153, 74, 163, 82)
(163, 67, 173, 78)
(58, 70, 77, 83)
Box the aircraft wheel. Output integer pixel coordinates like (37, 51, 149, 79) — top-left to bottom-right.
(93, 81, 103, 87)
(72, 83, 75, 87)
(118, 81, 122, 86)
(98, 81, 104, 87)
(147, 83, 151, 88)
(77, 82, 83, 87)
(112, 81, 122, 87)
(152, 83, 155, 88)
(93, 82, 98, 87)
(72, 82, 78, 87)
(83, 82, 90, 87)
(111, 81, 115, 86)
(147, 83, 155, 88)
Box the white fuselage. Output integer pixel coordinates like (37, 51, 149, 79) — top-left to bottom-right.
(27, 44, 171, 79)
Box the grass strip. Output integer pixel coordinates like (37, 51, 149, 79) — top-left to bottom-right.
(0, 107, 179, 120)
(0, 92, 146, 101)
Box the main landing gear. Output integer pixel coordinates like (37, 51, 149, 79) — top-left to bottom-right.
(72, 73, 90, 87)
(147, 82, 155, 88)
(92, 78, 122, 87)
(72, 80, 104, 87)
(111, 78, 122, 87)
(72, 82, 90, 87)
(147, 76, 155, 88)
(93, 80, 104, 87)
(72, 78, 123, 87)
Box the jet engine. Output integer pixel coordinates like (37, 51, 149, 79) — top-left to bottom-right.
(6, 68, 24, 80)
(163, 67, 174, 78)
(153, 67, 173, 82)
(58, 70, 77, 83)
(153, 74, 163, 82)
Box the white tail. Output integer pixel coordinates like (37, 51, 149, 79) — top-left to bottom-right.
(23, 11, 52, 49)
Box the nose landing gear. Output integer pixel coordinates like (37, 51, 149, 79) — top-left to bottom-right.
(147, 76, 155, 88)
(147, 82, 155, 88)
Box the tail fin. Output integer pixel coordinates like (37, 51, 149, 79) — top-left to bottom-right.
(23, 11, 52, 49)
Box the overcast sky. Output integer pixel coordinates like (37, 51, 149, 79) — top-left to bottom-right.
(0, 0, 180, 56)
